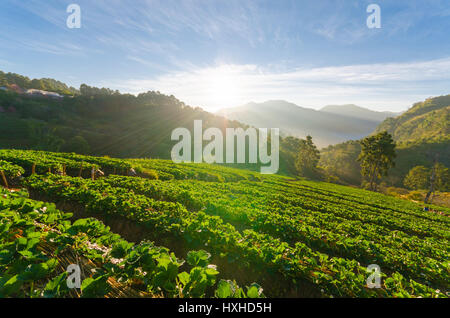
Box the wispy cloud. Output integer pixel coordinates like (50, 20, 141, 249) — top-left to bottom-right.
(106, 57, 450, 112)
(0, 58, 13, 68)
(1, 0, 449, 111)
(126, 56, 171, 72)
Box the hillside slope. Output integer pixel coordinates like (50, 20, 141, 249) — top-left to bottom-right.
(320, 95, 450, 186)
(0, 75, 301, 175)
(375, 95, 450, 143)
(0, 70, 78, 96)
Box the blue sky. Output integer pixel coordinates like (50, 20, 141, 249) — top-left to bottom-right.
(0, 0, 449, 112)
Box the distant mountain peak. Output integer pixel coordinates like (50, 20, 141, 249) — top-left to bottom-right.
(217, 100, 396, 148)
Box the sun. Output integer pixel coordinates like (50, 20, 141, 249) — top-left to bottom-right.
(206, 67, 242, 111)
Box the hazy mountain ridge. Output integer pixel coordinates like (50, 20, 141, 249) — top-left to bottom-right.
(218, 100, 398, 148)
(321, 104, 399, 122)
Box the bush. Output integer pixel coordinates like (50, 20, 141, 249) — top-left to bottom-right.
(387, 187, 409, 196)
(407, 191, 424, 201)
(140, 168, 159, 180)
(403, 166, 430, 190)
(62, 136, 91, 155)
(325, 174, 341, 184)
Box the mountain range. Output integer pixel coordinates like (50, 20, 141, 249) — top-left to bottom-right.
(217, 101, 399, 148)
(1, 70, 447, 187)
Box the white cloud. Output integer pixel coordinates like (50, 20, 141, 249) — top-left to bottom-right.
(105, 57, 450, 112)
(0, 58, 13, 67)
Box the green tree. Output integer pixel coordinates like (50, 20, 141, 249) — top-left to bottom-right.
(62, 136, 91, 154)
(358, 131, 396, 191)
(424, 162, 450, 203)
(280, 136, 303, 174)
(403, 166, 430, 190)
(29, 124, 65, 152)
(434, 163, 449, 192)
(0, 76, 7, 87)
(30, 79, 45, 90)
(295, 135, 320, 178)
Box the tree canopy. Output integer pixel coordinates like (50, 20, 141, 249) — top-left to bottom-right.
(403, 166, 430, 190)
(294, 135, 320, 178)
(358, 131, 396, 191)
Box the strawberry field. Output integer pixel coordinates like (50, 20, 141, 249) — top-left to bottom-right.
(0, 149, 448, 298)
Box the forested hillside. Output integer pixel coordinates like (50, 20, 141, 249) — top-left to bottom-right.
(0, 72, 301, 175)
(374, 95, 450, 143)
(320, 95, 450, 187)
(0, 88, 240, 157)
(0, 71, 78, 96)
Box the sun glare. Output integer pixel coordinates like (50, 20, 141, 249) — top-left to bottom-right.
(206, 67, 242, 111)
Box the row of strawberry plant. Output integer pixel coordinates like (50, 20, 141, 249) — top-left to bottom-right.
(0, 188, 261, 298)
(131, 158, 261, 182)
(99, 175, 447, 262)
(266, 178, 450, 223)
(0, 149, 100, 176)
(0, 149, 148, 178)
(48, 151, 135, 174)
(95, 176, 449, 290)
(252, 180, 449, 239)
(0, 160, 25, 180)
(23, 174, 447, 297)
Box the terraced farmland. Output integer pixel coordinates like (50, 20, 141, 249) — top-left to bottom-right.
(0, 149, 448, 298)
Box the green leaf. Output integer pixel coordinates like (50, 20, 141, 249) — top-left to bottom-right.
(0, 275, 23, 296)
(26, 232, 41, 239)
(205, 267, 219, 277)
(43, 272, 69, 298)
(215, 280, 234, 298)
(0, 249, 14, 264)
(81, 275, 110, 298)
(15, 237, 27, 249)
(20, 258, 58, 281)
(178, 272, 190, 286)
(186, 250, 211, 267)
(111, 241, 133, 259)
(246, 283, 264, 298)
